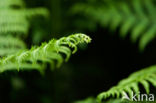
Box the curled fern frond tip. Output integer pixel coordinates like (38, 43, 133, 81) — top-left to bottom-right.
(0, 33, 91, 73)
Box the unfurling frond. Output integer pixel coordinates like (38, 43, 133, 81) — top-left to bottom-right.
(0, 34, 91, 73)
(97, 65, 156, 103)
(71, 0, 156, 50)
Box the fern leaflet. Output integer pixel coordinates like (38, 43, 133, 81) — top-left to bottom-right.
(0, 0, 49, 56)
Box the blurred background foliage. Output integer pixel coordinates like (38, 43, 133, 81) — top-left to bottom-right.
(0, 0, 156, 103)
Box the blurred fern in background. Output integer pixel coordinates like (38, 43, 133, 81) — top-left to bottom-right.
(71, 0, 156, 103)
(71, 0, 156, 51)
(0, 0, 48, 56)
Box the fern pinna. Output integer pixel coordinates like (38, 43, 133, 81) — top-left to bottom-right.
(71, 0, 156, 51)
(0, 0, 49, 56)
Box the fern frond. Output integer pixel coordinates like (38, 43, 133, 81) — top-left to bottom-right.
(72, 0, 156, 50)
(0, 33, 91, 73)
(0, 0, 49, 56)
(0, 0, 49, 36)
(0, 35, 26, 48)
(97, 65, 156, 103)
(0, 35, 26, 56)
(0, 10, 29, 35)
(0, 9, 49, 35)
